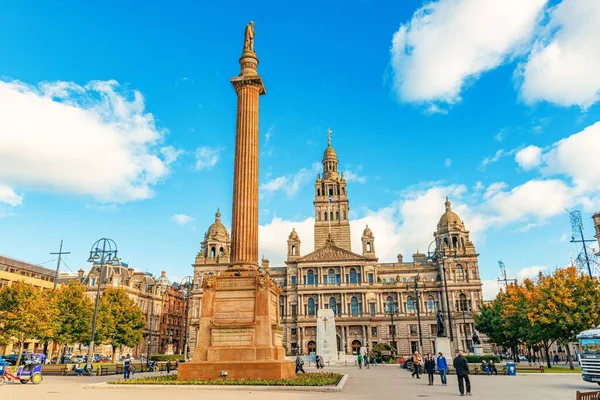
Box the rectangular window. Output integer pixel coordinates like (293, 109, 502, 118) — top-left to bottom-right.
(336, 274, 341, 284)
(389, 325, 396, 335)
(382, 278, 387, 283)
(323, 275, 327, 284)
(368, 273, 374, 284)
(369, 303, 376, 316)
(411, 341, 419, 354)
(390, 278, 395, 284)
(371, 327, 378, 336)
(90, 277, 96, 287)
(291, 305, 297, 317)
(291, 328, 297, 336)
(409, 324, 418, 336)
(291, 276, 297, 286)
(430, 324, 437, 336)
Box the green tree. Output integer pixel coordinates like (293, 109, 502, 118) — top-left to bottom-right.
(0, 282, 58, 365)
(96, 288, 146, 359)
(52, 281, 93, 363)
(528, 266, 600, 370)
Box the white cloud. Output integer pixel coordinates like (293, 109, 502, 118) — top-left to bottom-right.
(265, 125, 274, 144)
(444, 158, 452, 167)
(541, 121, 600, 191)
(519, 0, 600, 109)
(0, 79, 174, 203)
(390, 0, 547, 105)
(260, 163, 320, 198)
(259, 216, 314, 265)
(161, 146, 184, 164)
(483, 182, 508, 200)
(344, 170, 367, 184)
(515, 265, 546, 281)
(195, 146, 222, 170)
(495, 131, 505, 142)
(0, 185, 23, 206)
(482, 279, 502, 300)
(171, 213, 194, 226)
(482, 265, 547, 300)
(515, 145, 542, 170)
(481, 149, 513, 167)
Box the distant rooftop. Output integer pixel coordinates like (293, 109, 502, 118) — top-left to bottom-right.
(0, 254, 56, 279)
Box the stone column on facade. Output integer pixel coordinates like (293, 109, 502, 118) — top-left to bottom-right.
(229, 39, 265, 271)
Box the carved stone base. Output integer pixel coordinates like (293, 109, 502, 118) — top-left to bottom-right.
(178, 359, 295, 380)
(178, 270, 291, 380)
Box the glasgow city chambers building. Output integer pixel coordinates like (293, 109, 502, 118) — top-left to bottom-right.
(188, 135, 486, 358)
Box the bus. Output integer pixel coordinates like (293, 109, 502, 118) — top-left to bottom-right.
(577, 325, 600, 385)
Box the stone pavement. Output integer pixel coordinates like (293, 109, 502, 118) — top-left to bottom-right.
(0, 365, 594, 399)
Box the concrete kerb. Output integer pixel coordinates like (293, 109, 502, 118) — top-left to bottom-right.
(85, 374, 349, 392)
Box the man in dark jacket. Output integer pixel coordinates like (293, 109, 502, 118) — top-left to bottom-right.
(453, 350, 471, 396)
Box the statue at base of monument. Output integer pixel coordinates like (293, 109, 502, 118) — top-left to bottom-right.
(436, 309, 446, 337)
(473, 330, 481, 345)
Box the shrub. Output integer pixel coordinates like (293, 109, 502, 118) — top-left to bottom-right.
(464, 355, 500, 363)
(109, 372, 343, 386)
(149, 355, 184, 362)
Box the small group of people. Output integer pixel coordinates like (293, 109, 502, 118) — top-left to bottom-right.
(315, 355, 325, 369)
(73, 361, 93, 376)
(411, 350, 473, 396)
(357, 353, 372, 369)
(480, 360, 498, 375)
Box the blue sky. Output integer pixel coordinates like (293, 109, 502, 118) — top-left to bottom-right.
(0, 0, 599, 298)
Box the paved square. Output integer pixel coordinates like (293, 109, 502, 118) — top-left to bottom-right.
(0, 365, 594, 399)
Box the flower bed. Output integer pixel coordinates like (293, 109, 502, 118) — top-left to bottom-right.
(108, 372, 343, 386)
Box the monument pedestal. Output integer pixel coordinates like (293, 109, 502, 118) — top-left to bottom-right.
(165, 344, 174, 355)
(435, 337, 452, 357)
(473, 345, 484, 356)
(316, 309, 336, 363)
(178, 271, 294, 380)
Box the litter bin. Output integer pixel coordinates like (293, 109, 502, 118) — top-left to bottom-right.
(506, 362, 516, 376)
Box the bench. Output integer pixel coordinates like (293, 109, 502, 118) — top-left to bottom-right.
(576, 390, 600, 400)
(98, 364, 118, 376)
(42, 364, 69, 376)
(514, 365, 545, 373)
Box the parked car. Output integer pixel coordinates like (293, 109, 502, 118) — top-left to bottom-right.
(51, 356, 75, 364)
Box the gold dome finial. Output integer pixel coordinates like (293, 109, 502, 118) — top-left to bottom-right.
(327, 127, 333, 146)
(445, 196, 451, 211)
(215, 208, 221, 220)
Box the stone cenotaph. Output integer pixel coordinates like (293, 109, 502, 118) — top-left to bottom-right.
(316, 309, 337, 363)
(177, 22, 294, 380)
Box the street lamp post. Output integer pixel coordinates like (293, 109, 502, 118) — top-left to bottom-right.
(86, 238, 120, 365)
(147, 282, 155, 363)
(180, 276, 193, 360)
(408, 276, 425, 350)
(386, 299, 399, 354)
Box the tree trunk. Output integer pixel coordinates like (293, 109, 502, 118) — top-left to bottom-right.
(544, 344, 551, 369)
(565, 343, 574, 370)
(16, 339, 25, 367)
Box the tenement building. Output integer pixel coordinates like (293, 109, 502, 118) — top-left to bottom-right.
(189, 135, 486, 357)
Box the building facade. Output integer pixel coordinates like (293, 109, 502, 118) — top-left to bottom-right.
(188, 136, 486, 358)
(0, 255, 57, 356)
(593, 212, 600, 256)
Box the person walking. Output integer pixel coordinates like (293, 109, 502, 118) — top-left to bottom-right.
(364, 354, 370, 369)
(166, 360, 172, 375)
(453, 350, 472, 396)
(424, 353, 436, 385)
(436, 352, 448, 386)
(123, 354, 132, 380)
(358, 353, 364, 369)
(411, 351, 422, 379)
(295, 356, 306, 374)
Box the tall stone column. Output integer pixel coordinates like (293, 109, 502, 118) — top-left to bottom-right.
(230, 38, 266, 270)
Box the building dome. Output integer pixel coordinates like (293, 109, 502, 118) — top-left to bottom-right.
(288, 228, 299, 240)
(323, 144, 337, 161)
(438, 197, 464, 229)
(362, 225, 373, 237)
(207, 209, 229, 240)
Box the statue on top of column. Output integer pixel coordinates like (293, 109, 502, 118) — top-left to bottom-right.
(244, 21, 255, 51)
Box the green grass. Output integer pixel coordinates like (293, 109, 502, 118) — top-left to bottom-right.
(518, 366, 581, 374)
(108, 372, 343, 386)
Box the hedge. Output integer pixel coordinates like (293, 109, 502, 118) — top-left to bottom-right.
(109, 372, 343, 386)
(149, 355, 184, 362)
(464, 355, 500, 363)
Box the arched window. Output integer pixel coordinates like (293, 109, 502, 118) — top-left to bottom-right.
(351, 340, 362, 354)
(317, 212, 321, 221)
(307, 340, 316, 354)
(210, 246, 216, 258)
(444, 238, 449, 247)
(307, 298, 315, 315)
(452, 236, 458, 248)
(307, 270, 315, 285)
(343, 210, 347, 220)
(329, 188, 333, 196)
(336, 211, 339, 220)
(458, 293, 469, 311)
(328, 269, 336, 284)
(330, 211, 334, 221)
(292, 245, 297, 256)
(351, 296, 360, 315)
(329, 296, 337, 315)
(324, 212, 328, 221)
(455, 265, 465, 281)
(386, 295, 395, 314)
(349, 268, 357, 284)
(219, 247, 224, 256)
(406, 297, 415, 313)
(317, 188, 321, 196)
(426, 296, 436, 313)
(366, 242, 371, 252)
